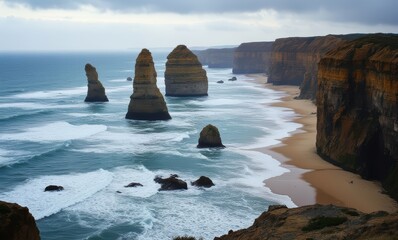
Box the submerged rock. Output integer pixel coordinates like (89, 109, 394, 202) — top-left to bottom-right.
(154, 175, 188, 191)
(165, 45, 208, 96)
(44, 185, 64, 192)
(217, 80, 224, 84)
(124, 182, 143, 188)
(0, 201, 41, 240)
(191, 176, 215, 188)
(84, 63, 109, 102)
(228, 77, 237, 81)
(125, 49, 171, 120)
(197, 124, 225, 148)
(126, 77, 132, 81)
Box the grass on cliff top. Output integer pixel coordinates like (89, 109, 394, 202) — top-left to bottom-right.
(302, 216, 347, 232)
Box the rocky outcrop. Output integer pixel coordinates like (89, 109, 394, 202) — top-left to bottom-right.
(197, 124, 225, 148)
(191, 176, 215, 188)
(124, 182, 143, 188)
(316, 34, 398, 200)
(154, 175, 188, 191)
(125, 49, 171, 120)
(165, 45, 208, 96)
(84, 63, 109, 102)
(215, 204, 398, 240)
(0, 201, 40, 240)
(44, 185, 64, 192)
(232, 42, 273, 74)
(194, 48, 235, 68)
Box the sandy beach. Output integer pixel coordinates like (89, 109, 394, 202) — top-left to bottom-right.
(248, 74, 398, 213)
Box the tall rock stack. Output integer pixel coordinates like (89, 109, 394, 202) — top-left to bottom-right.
(165, 45, 208, 96)
(84, 63, 109, 102)
(125, 49, 171, 120)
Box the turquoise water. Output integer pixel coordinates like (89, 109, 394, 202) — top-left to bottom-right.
(0, 51, 298, 239)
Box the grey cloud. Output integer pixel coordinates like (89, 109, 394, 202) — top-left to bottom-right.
(4, 0, 398, 25)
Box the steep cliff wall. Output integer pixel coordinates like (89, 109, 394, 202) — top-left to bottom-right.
(232, 42, 273, 74)
(268, 36, 346, 99)
(316, 34, 398, 200)
(193, 48, 235, 68)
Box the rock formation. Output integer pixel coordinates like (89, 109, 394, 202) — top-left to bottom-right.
(197, 124, 225, 148)
(193, 47, 235, 68)
(124, 182, 143, 188)
(215, 204, 398, 240)
(165, 45, 208, 96)
(316, 34, 398, 200)
(154, 175, 188, 191)
(232, 42, 273, 74)
(0, 201, 41, 240)
(125, 49, 171, 120)
(44, 185, 64, 192)
(191, 176, 214, 188)
(84, 63, 109, 102)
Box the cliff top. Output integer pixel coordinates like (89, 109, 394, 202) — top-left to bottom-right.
(235, 41, 273, 52)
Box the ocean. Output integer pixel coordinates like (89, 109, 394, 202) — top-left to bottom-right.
(0, 51, 299, 240)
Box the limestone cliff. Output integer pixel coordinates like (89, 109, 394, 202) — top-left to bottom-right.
(216, 204, 398, 240)
(0, 201, 40, 240)
(268, 36, 346, 99)
(165, 45, 208, 96)
(84, 63, 109, 102)
(316, 34, 398, 200)
(125, 49, 171, 120)
(193, 48, 235, 68)
(232, 42, 273, 74)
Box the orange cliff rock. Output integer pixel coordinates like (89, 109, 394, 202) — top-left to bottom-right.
(84, 63, 109, 102)
(232, 41, 273, 74)
(125, 49, 171, 120)
(165, 45, 208, 96)
(316, 34, 398, 200)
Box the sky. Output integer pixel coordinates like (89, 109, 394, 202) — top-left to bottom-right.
(0, 0, 397, 51)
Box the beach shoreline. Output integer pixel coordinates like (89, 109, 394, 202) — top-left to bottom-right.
(247, 74, 398, 213)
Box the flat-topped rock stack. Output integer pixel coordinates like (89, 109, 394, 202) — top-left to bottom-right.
(125, 49, 171, 120)
(165, 45, 208, 96)
(84, 63, 109, 102)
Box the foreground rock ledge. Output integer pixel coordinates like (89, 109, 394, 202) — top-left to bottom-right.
(215, 204, 398, 240)
(84, 63, 109, 102)
(0, 201, 40, 240)
(197, 124, 225, 148)
(125, 48, 171, 120)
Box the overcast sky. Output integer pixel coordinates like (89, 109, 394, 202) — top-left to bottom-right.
(0, 0, 397, 51)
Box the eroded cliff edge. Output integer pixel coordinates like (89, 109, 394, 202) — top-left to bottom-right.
(194, 48, 235, 68)
(316, 34, 398, 200)
(232, 42, 273, 74)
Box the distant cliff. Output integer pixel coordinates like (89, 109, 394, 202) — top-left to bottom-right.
(267, 36, 346, 99)
(232, 42, 273, 74)
(194, 48, 235, 68)
(316, 34, 398, 200)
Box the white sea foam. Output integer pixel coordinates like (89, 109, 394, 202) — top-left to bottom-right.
(0, 148, 28, 167)
(0, 121, 107, 142)
(12, 87, 87, 99)
(0, 169, 113, 220)
(0, 102, 80, 110)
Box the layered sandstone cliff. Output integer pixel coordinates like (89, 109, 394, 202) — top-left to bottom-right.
(125, 49, 171, 120)
(84, 63, 109, 102)
(268, 36, 346, 99)
(316, 34, 398, 200)
(0, 201, 41, 240)
(232, 42, 273, 74)
(165, 45, 208, 96)
(216, 204, 398, 240)
(194, 48, 235, 68)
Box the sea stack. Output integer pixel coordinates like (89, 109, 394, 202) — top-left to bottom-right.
(125, 49, 171, 120)
(84, 63, 109, 102)
(197, 124, 225, 148)
(165, 45, 208, 96)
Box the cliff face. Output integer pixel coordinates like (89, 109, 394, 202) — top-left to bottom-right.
(0, 201, 40, 240)
(165, 45, 208, 96)
(316, 34, 398, 200)
(193, 48, 235, 68)
(216, 204, 398, 240)
(232, 42, 273, 74)
(84, 63, 109, 102)
(268, 36, 345, 99)
(125, 49, 171, 120)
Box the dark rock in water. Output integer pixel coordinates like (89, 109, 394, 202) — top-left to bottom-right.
(197, 124, 225, 148)
(0, 201, 41, 240)
(191, 176, 215, 188)
(84, 63, 109, 102)
(44, 185, 64, 192)
(154, 175, 188, 191)
(217, 80, 224, 84)
(228, 77, 237, 81)
(124, 182, 143, 188)
(126, 77, 132, 81)
(125, 48, 171, 120)
(116, 191, 122, 193)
